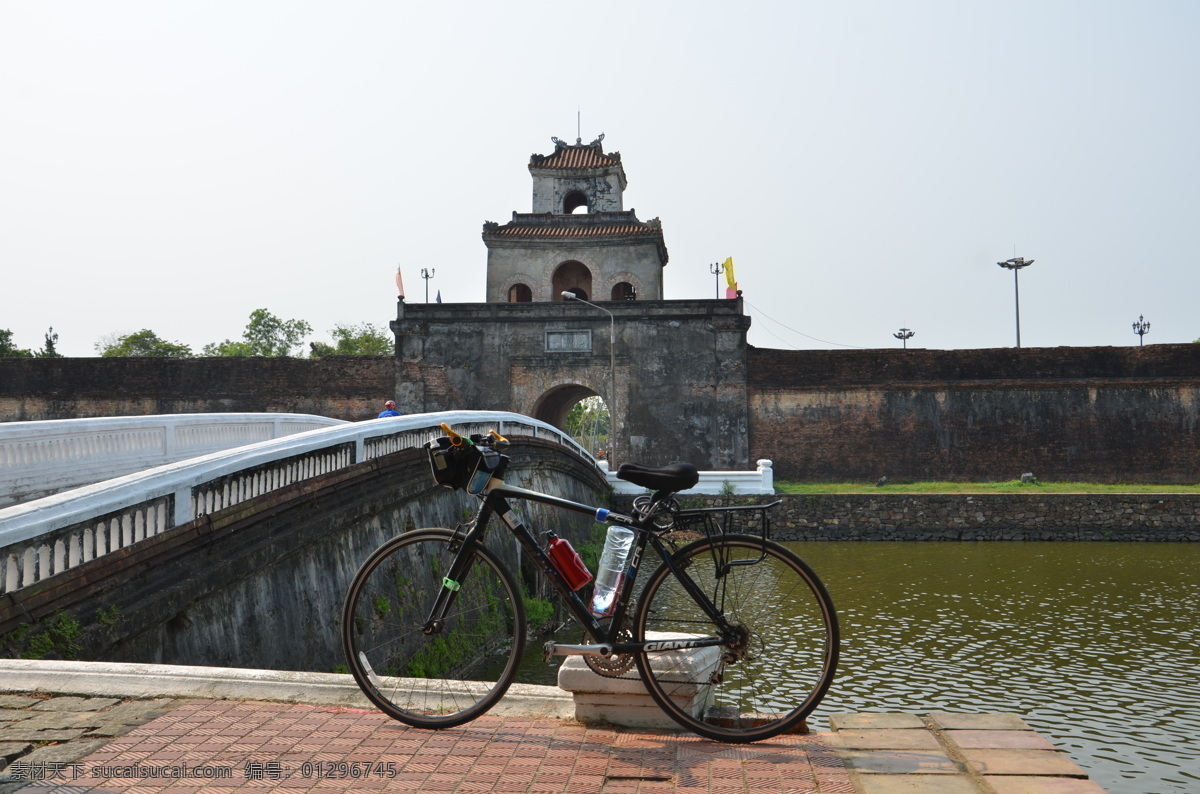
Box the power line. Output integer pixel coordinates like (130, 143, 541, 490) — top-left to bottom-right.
(741, 298, 866, 349)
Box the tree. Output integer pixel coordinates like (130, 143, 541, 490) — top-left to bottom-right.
(309, 323, 393, 357)
(565, 396, 611, 457)
(0, 329, 33, 358)
(35, 327, 62, 358)
(202, 309, 312, 357)
(97, 329, 194, 357)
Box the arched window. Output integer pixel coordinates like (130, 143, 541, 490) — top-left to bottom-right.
(508, 283, 532, 302)
(563, 190, 589, 214)
(553, 261, 592, 301)
(611, 282, 636, 301)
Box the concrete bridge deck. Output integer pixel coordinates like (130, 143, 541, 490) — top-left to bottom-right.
(0, 661, 1106, 793)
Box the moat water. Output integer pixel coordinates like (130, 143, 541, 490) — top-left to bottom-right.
(520, 541, 1199, 794)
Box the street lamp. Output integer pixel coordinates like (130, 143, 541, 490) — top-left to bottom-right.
(708, 261, 725, 299)
(893, 328, 915, 349)
(420, 268, 436, 303)
(996, 257, 1033, 348)
(563, 291, 617, 466)
(1132, 315, 1150, 346)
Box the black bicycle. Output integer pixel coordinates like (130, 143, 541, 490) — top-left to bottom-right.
(341, 424, 838, 743)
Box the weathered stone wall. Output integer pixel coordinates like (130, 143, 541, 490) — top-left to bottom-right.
(621, 493, 1200, 542)
(393, 298, 750, 470)
(0, 356, 395, 422)
(749, 344, 1200, 483)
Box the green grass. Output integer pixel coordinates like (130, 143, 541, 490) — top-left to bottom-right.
(776, 480, 1200, 494)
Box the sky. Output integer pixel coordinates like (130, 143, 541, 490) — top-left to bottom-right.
(2, 1, 1197, 357)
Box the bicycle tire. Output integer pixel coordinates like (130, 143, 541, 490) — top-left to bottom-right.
(633, 534, 838, 742)
(341, 528, 526, 729)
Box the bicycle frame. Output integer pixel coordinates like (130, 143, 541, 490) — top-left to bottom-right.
(422, 476, 731, 659)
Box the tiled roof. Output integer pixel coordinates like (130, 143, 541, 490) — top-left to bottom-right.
(484, 221, 660, 240)
(483, 212, 668, 263)
(530, 144, 622, 171)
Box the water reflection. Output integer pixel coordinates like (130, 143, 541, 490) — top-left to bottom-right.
(513, 542, 1197, 793)
(794, 541, 1199, 794)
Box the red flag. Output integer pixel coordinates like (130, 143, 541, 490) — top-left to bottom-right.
(395, 266, 405, 298)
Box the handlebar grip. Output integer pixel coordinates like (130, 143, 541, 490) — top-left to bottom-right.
(489, 429, 510, 445)
(440, 422, 465, 446)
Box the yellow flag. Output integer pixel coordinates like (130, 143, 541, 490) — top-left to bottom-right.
(723, 257, 737, 298)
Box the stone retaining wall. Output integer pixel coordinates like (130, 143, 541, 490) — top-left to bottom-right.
(629, 493, 1200, 541)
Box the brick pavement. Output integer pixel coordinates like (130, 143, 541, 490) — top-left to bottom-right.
(0, 691, 1108, 793)
(2, 697, 853, 793)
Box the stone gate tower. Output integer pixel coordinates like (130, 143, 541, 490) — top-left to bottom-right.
(393, 135, 750, 470)
(483, 135, 668, 303)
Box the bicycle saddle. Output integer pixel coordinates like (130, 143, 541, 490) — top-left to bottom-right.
(616, 462, 700, 493)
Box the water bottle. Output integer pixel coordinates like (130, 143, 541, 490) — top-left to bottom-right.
(547, 536, 592, 591)
(590, 526, 635, 616)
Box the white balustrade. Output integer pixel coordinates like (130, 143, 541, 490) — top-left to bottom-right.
(0, 413, 346, 508)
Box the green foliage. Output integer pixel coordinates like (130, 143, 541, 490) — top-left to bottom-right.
(1, 326, 65, 357)
(309, 322, 392, 357)
(0, 611, 82, 659)
(202, 308, 312, 357)
(373, 595, 392, 618)
(0, 328, 33, 358)
(565, 396, 610, 457)
(331, 663, 350, 674)
(97, 329, 194, 358)
(524, 595, 555, 631)
(576, 523, 609, 575)
(37, 327, 62, 358)
(95, 605, 122, 626)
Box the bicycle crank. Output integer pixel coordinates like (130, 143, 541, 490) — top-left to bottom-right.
(542, 641, 614, 663)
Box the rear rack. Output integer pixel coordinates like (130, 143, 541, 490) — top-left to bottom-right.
(668, 500, 782, 544)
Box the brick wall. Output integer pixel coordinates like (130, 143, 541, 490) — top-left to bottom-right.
(0, 357, 396, 422)
(748, 344, 1200, 483)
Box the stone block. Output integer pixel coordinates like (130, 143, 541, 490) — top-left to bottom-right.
(832, 749, 959, 775)
(960, 748, 1088, 778)
(557, 632, 720, 730)
(827, 729, 942, 750)
(926, 712, 1032, 731)
(829, 713, 926, 731)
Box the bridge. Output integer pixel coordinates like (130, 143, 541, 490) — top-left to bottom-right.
(0, 412, 616, 668)
(0, 411, 770, 671)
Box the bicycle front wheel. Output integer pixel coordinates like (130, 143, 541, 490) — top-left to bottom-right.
(341, 528, 526, 729)
(633, 534, 838, 742)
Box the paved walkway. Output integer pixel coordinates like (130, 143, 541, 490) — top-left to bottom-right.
(0, 661, 1107, 793)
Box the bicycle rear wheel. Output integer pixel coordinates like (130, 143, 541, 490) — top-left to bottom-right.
(341, 528, 526, 728)
(633, 534, 838, 742)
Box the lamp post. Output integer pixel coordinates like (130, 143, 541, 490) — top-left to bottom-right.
(563, 291, 617, 465)
(893, 328, 915, 349)
(996, 257, 1033, 348)
(1132, 315, 1150, 346)
(420, 268, 435, 303)
(708, 261, 725, 299)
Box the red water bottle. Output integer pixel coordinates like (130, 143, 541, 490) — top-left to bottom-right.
(547, 536, 593, 591)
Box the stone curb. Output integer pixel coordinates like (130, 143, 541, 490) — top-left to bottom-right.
(0, 659, 574, 718)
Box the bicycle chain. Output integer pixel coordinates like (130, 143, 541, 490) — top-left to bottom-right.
(583, 615, 637, 678)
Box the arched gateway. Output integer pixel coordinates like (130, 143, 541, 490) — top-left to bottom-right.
(392, 136, 750, 469)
